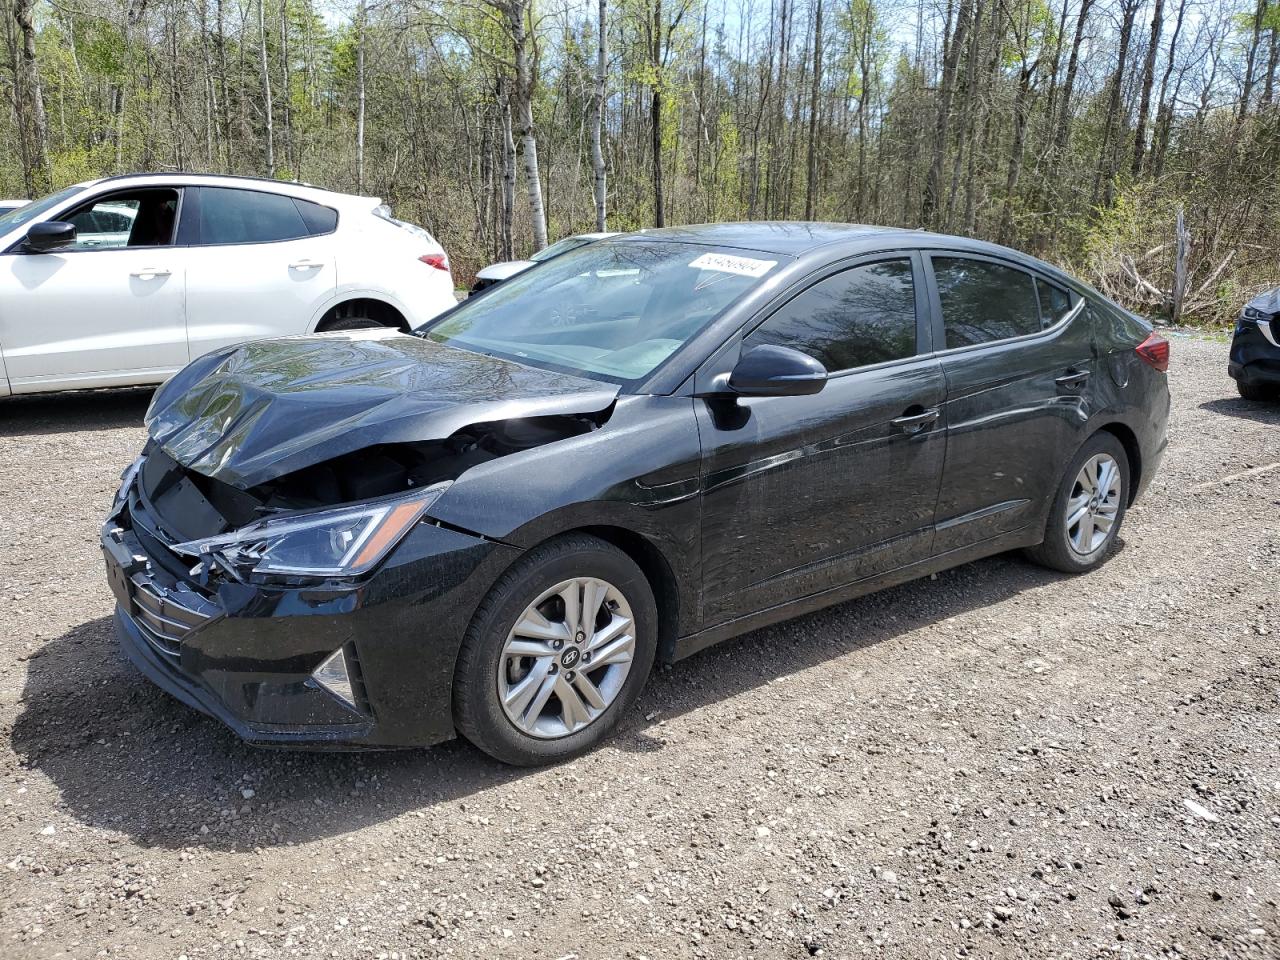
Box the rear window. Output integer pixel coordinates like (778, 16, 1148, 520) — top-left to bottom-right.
(197, 187, 334, 245)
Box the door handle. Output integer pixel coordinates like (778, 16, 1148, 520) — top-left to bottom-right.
(129, 267, 171, 280)
(1055, 369, 1091, 390)
(289, 259, 323, 271)
(891, 408, 940, 435)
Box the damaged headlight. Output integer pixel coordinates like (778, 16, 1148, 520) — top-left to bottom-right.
(173, 482, 450, 579)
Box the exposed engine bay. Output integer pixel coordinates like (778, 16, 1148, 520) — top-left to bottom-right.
(137, 413, 606, 545)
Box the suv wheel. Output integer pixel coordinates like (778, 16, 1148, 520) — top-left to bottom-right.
(1026, 432, 1130, 574)
(322, 314, 382, 332)
(453, 534, 657, 766)
(1237, 379, 1277, 402)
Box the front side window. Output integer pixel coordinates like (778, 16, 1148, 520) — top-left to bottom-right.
(62, 189, 179, 250)
(197, 187, 310, 245)
(933, 257, 1041, 349)
(745, 259, 918, 372)
(424, 241, 782, 384)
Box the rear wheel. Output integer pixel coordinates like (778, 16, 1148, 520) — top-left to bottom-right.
(1237, 379, 1277, 402)
(1025, 432, 1130, 574)
(453, 534, 657, 766)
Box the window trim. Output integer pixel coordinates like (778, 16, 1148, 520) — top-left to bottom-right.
(923, 251, 1083, 356)
(185, 185, 340, 248)
(5, 186, 186, 254)
(737, 251, 932, 378)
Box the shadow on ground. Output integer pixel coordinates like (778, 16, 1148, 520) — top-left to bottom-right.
(0, 387, 153, 437)
(12, 549, 1069, 852)
(1198, 396, 1280, 426)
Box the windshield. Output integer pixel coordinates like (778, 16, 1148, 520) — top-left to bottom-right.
(0, 184, 86, 233)
(423, 241, 781, 384)
(529, 235, 593, 263)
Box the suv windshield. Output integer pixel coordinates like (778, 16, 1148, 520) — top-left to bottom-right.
(0, 184, 86, 233)
(422, 241, 781, 383)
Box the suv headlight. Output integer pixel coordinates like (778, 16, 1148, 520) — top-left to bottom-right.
(173, 483, 449, 578)
(1243, 306, 1266, 321)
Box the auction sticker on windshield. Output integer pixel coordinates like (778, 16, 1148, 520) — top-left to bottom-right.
(688, 253, 777, 277)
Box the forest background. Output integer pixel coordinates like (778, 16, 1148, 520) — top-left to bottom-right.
(3, 0, 1278, 322)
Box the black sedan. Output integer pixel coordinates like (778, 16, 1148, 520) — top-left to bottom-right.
(1229, 287, 1280, 401)
(103, 223, 1171, 765)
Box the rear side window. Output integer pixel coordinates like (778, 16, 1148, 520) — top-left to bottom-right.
(1037, 278, 1073, 327)
(296, 199, 338, 235)
(746, 259, 918, 372)
(197, 187, 311, 245)
(933, 257, 1041, 349)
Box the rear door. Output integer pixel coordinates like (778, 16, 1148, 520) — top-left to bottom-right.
(926, 253, 1092, 552)
(695, 253, 947, 627)
(0, 187, 188, 391)
(182, 186, 337, 362)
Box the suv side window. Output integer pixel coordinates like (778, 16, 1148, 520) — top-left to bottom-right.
(933, 256, 1041, 349)
(60, 189, 180, 250)
(745, 259, 918, 372)
(196, 187, 313, 245)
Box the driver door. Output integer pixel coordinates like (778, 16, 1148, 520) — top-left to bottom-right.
(695, 255, 947, 627)
(0, 187, 188, 392)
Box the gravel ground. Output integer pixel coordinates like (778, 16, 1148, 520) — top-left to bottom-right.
(0, 333, 1277, 960)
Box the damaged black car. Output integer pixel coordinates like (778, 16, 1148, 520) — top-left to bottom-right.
(103, 223, 1170, 765)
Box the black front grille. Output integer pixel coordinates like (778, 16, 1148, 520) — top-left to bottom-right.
(130, 575, 218, 657)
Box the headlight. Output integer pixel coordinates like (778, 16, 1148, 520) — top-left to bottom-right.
(115, 456, 144, 504)
(1243, 306, 1266, 321)
(173, 483, 449, 578)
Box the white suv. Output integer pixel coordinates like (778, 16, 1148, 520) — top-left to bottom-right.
(0, 174, 457, 395)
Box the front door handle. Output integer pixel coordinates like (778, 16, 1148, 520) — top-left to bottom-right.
(289, 259, 323, 271)
(891, 408, 940, 435)
(1056, 369, 1091, 390)
(130, 267, 171, 280)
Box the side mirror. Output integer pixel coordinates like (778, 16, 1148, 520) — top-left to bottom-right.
(25, 221, 76, 252)
(726, 344, 828, 397)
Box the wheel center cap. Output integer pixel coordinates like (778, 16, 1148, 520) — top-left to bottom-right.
(561, 647, 582, 669)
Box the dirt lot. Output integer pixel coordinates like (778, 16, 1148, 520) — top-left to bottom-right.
(0, 334, 1276, 960)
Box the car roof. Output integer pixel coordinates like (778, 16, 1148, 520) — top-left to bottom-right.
(613, 220, 1051, 265)
(74, 172, 372, 208)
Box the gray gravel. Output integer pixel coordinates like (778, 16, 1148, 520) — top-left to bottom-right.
(0, 333, 1277, 959)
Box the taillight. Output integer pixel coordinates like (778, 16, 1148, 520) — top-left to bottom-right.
(419, 253, 450, 272)
(1135, 332, 1169, 372)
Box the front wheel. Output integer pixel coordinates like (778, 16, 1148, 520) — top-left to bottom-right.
(1025, 432, 1130, 574)
(452, 534, 657, 766)
(1237, 379, 1277, 402)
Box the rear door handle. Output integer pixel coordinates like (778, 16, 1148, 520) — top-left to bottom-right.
(289, 259, 323, 271)
(130, 267, 171, 280)
(891, 408, 940, 435)
(1056, 369, 1091, 390)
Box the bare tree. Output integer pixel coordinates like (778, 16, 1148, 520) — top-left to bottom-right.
(591, 0, 607, 231)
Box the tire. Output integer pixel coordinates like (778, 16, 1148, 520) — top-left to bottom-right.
(1025, 432, 1130, 574)
(321, 315, 382, 332)
(452, 534, 658, 766)
(1237, 379, 1276, 402)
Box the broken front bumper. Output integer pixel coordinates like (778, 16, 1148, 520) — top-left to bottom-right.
(102, 493, 518, 749)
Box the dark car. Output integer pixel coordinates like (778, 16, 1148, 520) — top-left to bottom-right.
(1229, 287, 1280, 401)
(102, 223, 1170, 765)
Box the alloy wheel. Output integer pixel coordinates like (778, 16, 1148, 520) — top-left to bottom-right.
(497, 577, 636, 739)
(1065, 453, 1123, 556)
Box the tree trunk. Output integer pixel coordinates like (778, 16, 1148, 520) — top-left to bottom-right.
(1091, 0, 1138, 207)
(998, 60, 1036, 246)
(500, 84, 516, 261)
(258, 0, 275, 176)
(1131, 0, 1164, 175)
(592, 0, 608, 231)
(804, 0, 822, 220)
(1151, 0, 1189, 179)
(508, 0, 548, 248)
(922, 0, 972, 228)
(12, 0, 50, 194)
(355, 0, 366, 191)
(1239, 0, 1267, 120)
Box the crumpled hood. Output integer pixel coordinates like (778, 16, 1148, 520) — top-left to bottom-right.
(1245, 287, 1280, 317)
(146, 329, 619, 488)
